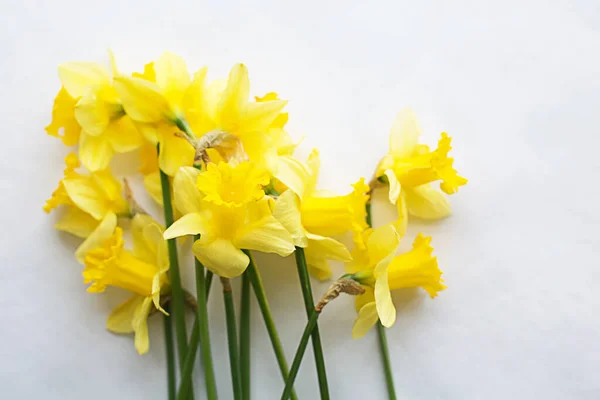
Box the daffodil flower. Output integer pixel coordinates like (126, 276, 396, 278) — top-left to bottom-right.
(57, 54, 143, 171)
(376, 108, 467, 235)
(44, 153, 129, 262)
(163, 161, 295, 278)
(270, 149, 368, 280)
(346, 225, 445, 339)
(83, 214, 169, 354)
(113, 52, 198, 175)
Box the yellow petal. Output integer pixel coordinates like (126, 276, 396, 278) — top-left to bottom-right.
(272, 190, 307, 247)
(91, 170, 127, 210)
(154, 52, 190, 111)
(394, 193, 408, 237)
(375, 269, 396, 328)
(163, 212, 207, 239)
(217, 63, 249, 131)
(404, 185, 451, 220)
(79, 131, 114, 172)
(74, 88, 113, 136)
(63, 177, 107, 220)
(105, 117, 143, 153)
(354, 286, 375, 311)
(172, 167, 203, 214)
(55, 207, 99, 238)
(304, 149, 320, 197)
(303, 256, 332, 281)
(131, 214, 159, 264)
(384, 169, 401, 204)
(352, 302, 379, 339)
(113, 76, 172, 123)
(193, 238, 249, 278)
(45, 87, 81, 146)
(274, 156, 311, 199)
(366, 224, 400, 266)
(158, 132, 194, 176)
(132, 297, 153, 354)
(107, 295, 143, 334)
(58, 62, 110, 98)
(144, 172, 163, 205)
(235, 216, 295, 257)
(75, 212, 117, 263)
(240, 100, 288, 133)
(305, 232, 352, 262)
(139, 142, 159, 175)
(389, 108, 421, 158)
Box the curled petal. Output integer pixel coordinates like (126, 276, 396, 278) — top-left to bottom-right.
(193, 239, 249, 278)
(107, 295, 143, 334)
(352, 302, 379, 339)
(163, 212, 207, 239)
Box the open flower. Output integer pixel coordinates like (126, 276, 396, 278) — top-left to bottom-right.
(375, 108, 467, 235)
(113, 52, 197, 175)
(43, 153, 128, 261)
(163, 161, 295, 278)
(271, 149, 368, 280)
(83, 214, 169, 354)
(56, 54, 143, 171)
(347, 225, 445, 338)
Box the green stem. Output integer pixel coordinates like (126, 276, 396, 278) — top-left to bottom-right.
(377, 321, 397, 400)
(280, 310, 320, 400)
(244, 250, 298, 400)
(294, 247, 330, 399)
(366, 200, 398, 400)
(176, 270, 215, 400)
(240, 271, 251, 400)
(159, 157, 193, 400)
(223, 277, 242, 400)
(163, 304, 176, 400)
(194, 235, 217, 399)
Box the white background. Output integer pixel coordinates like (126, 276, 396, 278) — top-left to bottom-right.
(1, 1, 599, 399)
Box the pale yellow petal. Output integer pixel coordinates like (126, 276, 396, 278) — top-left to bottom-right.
(131, 214, 158, 263)
(113, 76, 172, 123)
(63, 177, 107, 220)
(305, 232, 352, 262)
(394, 193, 408, 237)
(303, 256, 332, 281)
(355, 286, 375, 311)
(389, 108, 421, 158)
(193, 239, 249, 278)
(272, 190, 307, 247)
(163, 212, 207, 239)
(79, 131, 114, 172)
(132, 297, 154, 355)
(58, 62, 110, 98)
(352, 302, 379, 339)
(154, 52, 190, 110)
(366, 224, 400, 266)
(384, 169, 401, 204)
(55, 207, 99, 238)
(172, 167, 203, 214)
(107, 295, 143, 334)
(105, 117, 143, 153)
(236, 216, 295, 257)
(74, 89, 111, 136)
(375, 270, 396, 328)
(275, 156, 311, 199)
(217, 63, 249, 131)
(404, 185, 452, 220)
(158, 132, 194, 176)
(240, 100, 288, 133)
(75, 212, 117, 263)
(144, 172, 163, 205)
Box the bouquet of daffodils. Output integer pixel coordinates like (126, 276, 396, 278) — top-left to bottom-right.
(44, 51, 466, 399)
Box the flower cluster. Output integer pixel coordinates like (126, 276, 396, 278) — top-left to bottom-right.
(44, 51, 466, 398)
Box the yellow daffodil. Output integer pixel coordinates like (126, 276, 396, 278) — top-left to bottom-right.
(44, 153, 129, 261)
(376, 108, 467, 235)
(346, 225, 445, 339)
(163, 161, 295, 278)
(83, 214, 169, 354)
(57, 55, 143, 171)
(270, 149, 368, 280)
(113, 52, 197, 176)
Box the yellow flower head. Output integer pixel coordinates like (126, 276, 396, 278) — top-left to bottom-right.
(376, 108, 467, 235)
(57, 54, 143, 171)
(83, 214, 169, 354)
(45, 87, 81, 146)
(164, 163, 295, 278)
(347, 226, 445, 339)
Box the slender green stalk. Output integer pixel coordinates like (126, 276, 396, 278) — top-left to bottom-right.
(163, 304, 176, 400)
(159, 155, 194, 400)
(176, 270, 215, 400)
(240, 271, 251, 400)
(194, 235, 217, 399)
(377, 321, 397, 400)
(294, 247, 330, 399)
(223, 277, 242, 400)
(366, 200, 398, 400)
(244, 250, 298, 400)
(280, 310, 320, 400)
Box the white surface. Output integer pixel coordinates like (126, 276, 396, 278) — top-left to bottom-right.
(1, 0, 599, 399)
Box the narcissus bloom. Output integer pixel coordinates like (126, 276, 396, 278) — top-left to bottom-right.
(163, 162, 295, 278)
(376, 108, 467, 235)
(346, 225, 445, 338)
(43, 153, 128, 261)
(83, 214, 169, 354)
(57, 55, 143, 171)
(272, 149, 368, 280)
